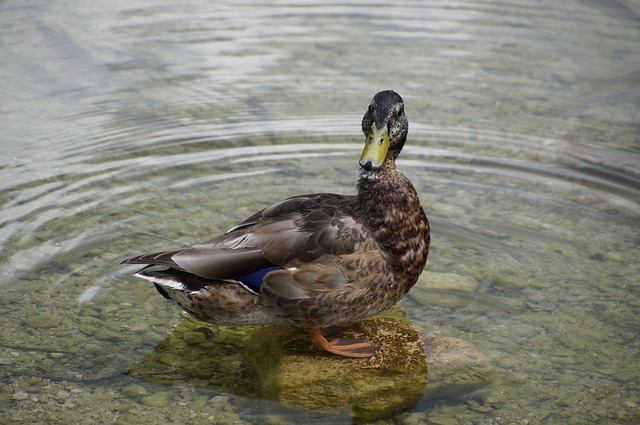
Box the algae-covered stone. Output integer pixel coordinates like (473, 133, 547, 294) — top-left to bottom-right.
(128, 311, 491, 422)
(421, 333, 493, 396)
(421, 271, 479, 292)
(182, 331, 207, 345)
(247, 315, 428, 423)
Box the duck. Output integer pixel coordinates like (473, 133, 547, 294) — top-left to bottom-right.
(121, 90, 430, 358)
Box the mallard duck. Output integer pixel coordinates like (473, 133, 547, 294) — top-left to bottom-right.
(121, 90, 430, 358)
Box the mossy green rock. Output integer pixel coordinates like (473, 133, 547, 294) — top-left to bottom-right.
(129, 310, 492, 422)
(248, 315, 428, 422)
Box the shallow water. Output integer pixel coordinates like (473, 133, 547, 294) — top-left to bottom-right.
(1, 0, 639, 423)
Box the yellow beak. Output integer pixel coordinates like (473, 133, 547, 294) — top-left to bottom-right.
(359, 123, 390, 170)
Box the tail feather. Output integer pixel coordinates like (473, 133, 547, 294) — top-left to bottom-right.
(135, 266, 215, 292)
(120, 248, 190, 269)
(153, 283, 172, 300)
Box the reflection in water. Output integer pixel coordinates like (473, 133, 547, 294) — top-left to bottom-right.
(128, 317, 427, 423)
(129, 311, 490, 423)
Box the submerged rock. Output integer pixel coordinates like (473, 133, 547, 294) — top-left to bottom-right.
(421, 333, 492, 396)
(247, 309, 492, 422)
(247, 315, 428, 422)
(129, 309, 492, 422)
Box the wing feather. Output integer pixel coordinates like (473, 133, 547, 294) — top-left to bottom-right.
(122, 194, 372, 294)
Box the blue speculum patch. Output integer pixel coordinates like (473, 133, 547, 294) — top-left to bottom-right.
(238, 266, 282, 293)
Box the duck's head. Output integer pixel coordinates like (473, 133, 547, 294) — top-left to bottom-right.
(359, 90, 408, 171)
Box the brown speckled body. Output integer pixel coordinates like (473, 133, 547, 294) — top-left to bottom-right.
(122, 90, 430, 334)
(352, 163, 430, 312)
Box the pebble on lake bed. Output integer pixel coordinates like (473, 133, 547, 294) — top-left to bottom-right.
(141, 391, 174, 407)
(11, 391, 30, 401)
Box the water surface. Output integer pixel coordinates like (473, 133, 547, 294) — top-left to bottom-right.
(1, 0, 639, 423)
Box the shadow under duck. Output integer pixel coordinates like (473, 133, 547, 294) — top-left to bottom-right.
(121, 90, 430, 358)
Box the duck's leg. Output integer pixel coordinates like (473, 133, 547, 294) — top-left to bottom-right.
(305, 328, 375, 358)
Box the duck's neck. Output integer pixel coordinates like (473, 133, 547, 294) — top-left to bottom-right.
(356, 159, 430, 273)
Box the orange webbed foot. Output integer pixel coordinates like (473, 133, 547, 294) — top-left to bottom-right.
(305, 328, 375, 358)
